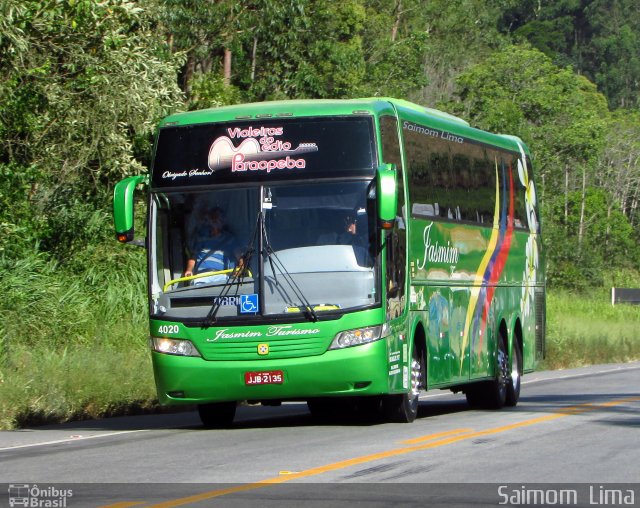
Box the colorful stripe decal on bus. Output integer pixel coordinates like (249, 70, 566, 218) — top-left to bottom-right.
(460, 160, 501, 372)
(477, 160, 515, 354)
(460, 158, 516, 372)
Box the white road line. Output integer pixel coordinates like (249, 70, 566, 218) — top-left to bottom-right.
(0, 429, 150, 452)
(523, 364, 640, 385)
(417, 363, 640, 399)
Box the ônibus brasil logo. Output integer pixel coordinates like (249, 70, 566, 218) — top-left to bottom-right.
(8, 484, 73, 507)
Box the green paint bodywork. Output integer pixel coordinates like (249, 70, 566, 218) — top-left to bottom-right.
(115, 98, 545, 406)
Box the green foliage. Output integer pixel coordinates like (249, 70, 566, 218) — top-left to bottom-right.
(0, 0, 183, 264)
(188, 73, 243, 111)
(410, 0, 512, 104)
(597, 110, 640, 229)
(501, 0, 640, 109)
(0, 0, 183, 183)
(163, 0, 433, 103)
(0, 239, 151, 428)
(450, 44, 610, 193)
(358, 0, 429, 98)
(239, 0, 368, 100)
(544, 290, 640, 369)
(1, 243, 147, 349)
(452, 45, 609, 161)
(544, 187, 638, 289)
(0, 345, 155, 429)
(447, 44, 638, 288)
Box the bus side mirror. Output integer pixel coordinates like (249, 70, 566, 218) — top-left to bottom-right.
(113, 174, 147, 245)
(376, 163, 398, 230)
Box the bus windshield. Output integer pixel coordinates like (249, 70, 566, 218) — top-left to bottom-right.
(150, 180, 378, 321)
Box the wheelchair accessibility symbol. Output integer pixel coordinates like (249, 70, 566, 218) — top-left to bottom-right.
(240, 294, 259, 314)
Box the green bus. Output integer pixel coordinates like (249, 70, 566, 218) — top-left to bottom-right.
(114, 98, 545, 427)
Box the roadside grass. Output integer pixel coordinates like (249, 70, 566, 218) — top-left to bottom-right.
(0, 245, 156, 429)
(544, 290, 640, 370)
(0, 345, 155, 429)
(1, 248, 639, 429)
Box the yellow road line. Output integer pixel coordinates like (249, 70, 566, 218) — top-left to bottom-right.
(400, 428, 473, 445)
(118, 396, 640, 508)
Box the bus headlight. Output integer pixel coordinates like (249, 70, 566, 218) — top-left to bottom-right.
(329, 324, 390, 350)
(150, 337, 201, 357)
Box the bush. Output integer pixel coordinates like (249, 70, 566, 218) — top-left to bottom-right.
(0, 235, 152, 429)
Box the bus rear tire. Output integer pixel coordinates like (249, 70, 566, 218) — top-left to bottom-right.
(465, 331, 508, 410)
(198, 401, 237, 428)
(505, 339, 522, 407)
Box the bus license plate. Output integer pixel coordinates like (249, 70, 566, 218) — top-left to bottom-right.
(244, 370, 284, 385)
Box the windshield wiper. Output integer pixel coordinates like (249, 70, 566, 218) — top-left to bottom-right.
(202, 208, 319, 326)
(202, 213, 261, 327)
(260, 216, 318, 322)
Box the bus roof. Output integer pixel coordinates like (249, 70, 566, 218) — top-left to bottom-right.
(159, 98, 530, 155)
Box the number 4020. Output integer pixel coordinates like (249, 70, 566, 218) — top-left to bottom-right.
(158, 325, 179, 334)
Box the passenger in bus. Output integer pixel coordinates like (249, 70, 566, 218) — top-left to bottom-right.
(183, 207, 242, 285)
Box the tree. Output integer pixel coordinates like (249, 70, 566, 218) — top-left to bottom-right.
(449, 45, 617, 287)
(597, 111, 640, 228)
(412, 0, 512, 105)
(500, 0, 640, 109)
(359, 0, 428, 98)
(0, 0, 183, 258)
(238, 0, 367, 100)
(585, 0, 640, 109)
(153, 0, 244, 95)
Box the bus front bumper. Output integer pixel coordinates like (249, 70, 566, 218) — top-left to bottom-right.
(152, 339, 392, 405)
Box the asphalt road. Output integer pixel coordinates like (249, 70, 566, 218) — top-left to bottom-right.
(1, 362, 639, 507)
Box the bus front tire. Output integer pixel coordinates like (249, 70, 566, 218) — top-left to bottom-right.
(382, 392, 418, 423)
(198, 401, 237, 428)
(382, 347, 423, 423)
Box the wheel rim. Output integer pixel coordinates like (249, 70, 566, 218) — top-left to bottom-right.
(497, 346, 509, 393)
(510, 347, 520, 391)
(410, 357, 422, 398)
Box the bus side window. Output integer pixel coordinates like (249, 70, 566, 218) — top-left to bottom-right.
(380, 115, 406, 318)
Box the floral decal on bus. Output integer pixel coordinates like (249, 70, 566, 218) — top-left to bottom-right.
(517, 142, 539, 319)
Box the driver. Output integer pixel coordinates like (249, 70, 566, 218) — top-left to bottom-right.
(184, 207, 242, 284)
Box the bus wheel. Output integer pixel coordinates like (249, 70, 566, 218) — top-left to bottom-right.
(505, 339, 522, 407)
(465, 332, 508, 410)
(382, 347, 423, 423)
(464, 386, 484, 408)
(198, 401, 237, 428)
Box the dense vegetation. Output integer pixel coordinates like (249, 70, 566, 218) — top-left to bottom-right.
(1, 0, 639, 428)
